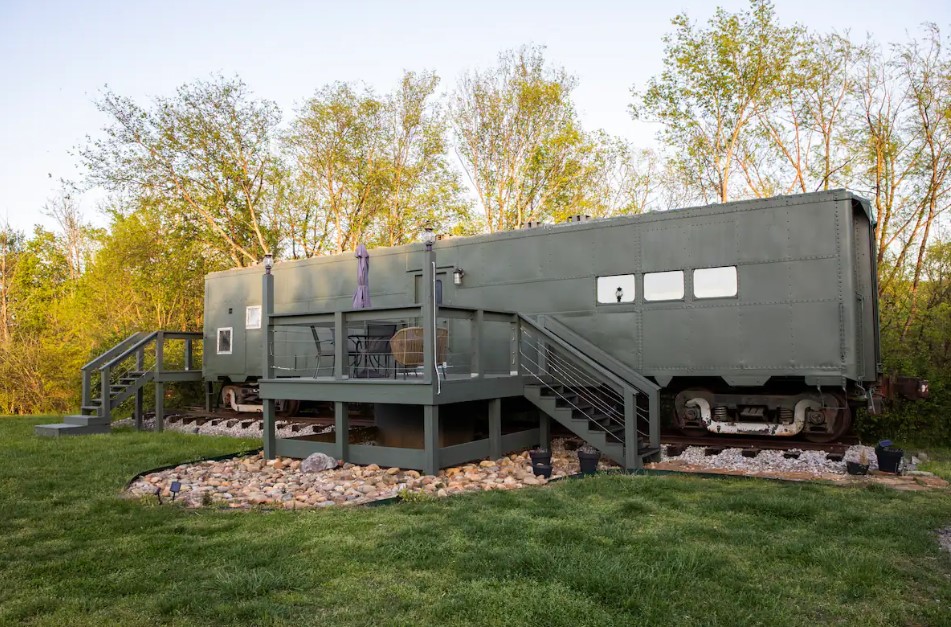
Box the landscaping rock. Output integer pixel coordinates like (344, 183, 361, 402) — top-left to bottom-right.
(301, 453, 338, 473)
(126, 438, 592, 510)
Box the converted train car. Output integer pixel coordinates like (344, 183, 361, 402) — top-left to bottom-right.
(203, 189, 894, 444)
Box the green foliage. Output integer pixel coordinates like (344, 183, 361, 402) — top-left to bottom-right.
(452, 45, 604, 230)
(285, 71, 472, 255)
(2, 419, 951, 624)
(633, 0, 799, 202)
(80, 75, 284, 267)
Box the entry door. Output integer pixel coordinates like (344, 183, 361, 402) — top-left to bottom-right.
(414, 272, 452, 306)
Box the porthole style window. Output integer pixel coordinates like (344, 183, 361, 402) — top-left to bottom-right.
(597, 274, 636, 304)
(644, 271, 684, 301)
(693, 266, 738, 299)
(245, 306, 262, 329)
(217, 327, 233, 355)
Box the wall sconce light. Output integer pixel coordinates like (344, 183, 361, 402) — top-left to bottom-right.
(615, 287, 623, 303)
(422, 226, 436, 251)
(453, 268, 465, 286)
(263, 253, 274, 274)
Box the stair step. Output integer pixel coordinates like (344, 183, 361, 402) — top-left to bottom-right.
(81, 405, 103, 415)
(35, 422, 111, 437)
(64, 415, 110, 427)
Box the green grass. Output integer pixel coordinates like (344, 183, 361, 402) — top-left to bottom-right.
(2, 416, 951, 626)
(919, 448, 951, 481)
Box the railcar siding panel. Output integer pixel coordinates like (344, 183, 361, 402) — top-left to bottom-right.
(203, 190, 879, 389)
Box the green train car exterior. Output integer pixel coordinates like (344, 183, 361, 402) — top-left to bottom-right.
(203, 189, 883, 441)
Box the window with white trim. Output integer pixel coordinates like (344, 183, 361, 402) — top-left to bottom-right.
(217, 327, 233, 355)
(693, 266, 738, 299)
(644, 271, 684, 301)
(245, 306, 262, 329)
(597, 274, 636, 304)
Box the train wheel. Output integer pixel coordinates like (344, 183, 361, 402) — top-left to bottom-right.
(801, 391, 851, 443)
(673, 388, 714, 436)
(221, 385, 241, 412)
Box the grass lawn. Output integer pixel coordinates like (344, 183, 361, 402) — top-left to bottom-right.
(2, 416, 951, 626)
(920, 448, 951, 482)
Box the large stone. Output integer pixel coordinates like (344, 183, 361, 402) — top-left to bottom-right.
(300, 453, 338, 473)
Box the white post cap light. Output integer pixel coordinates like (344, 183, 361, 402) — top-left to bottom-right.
(422, 226, 436, 251)
(263, 253, 273, 274)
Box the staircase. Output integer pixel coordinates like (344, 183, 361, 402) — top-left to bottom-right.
(518, 315, 661, 470)
(35, 331, 202, 437)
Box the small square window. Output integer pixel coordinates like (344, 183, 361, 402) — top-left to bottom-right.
(246, 306, 262, 329)
(644, 271, 684, 301)
(694, 266, 738, 299)
(597, 274, 636, 303)
(217, 327, 233, 355)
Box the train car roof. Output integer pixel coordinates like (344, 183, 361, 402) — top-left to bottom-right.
(206, 188, 873, 280)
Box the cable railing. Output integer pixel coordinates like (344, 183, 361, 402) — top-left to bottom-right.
(268, 305, 519, 384)
(516, 314, 661, 454)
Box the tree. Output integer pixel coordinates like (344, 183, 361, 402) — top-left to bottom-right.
(633, 0, 798, 203)
(452, 45, 593, 231)
(80, 76, 283, 268)
(285, 72, 470, 255)
(43, 183, 95, 283)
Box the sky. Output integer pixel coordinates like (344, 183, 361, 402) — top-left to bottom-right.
(0, 0, 947, 234)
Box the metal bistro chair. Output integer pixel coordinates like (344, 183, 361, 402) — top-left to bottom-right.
(389, 326, 448, 379)
(310, 325, 337, 377)
(350, 322, 397, 378)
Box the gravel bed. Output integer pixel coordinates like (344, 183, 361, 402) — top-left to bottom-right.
(125, 438, 607, 509)
(661, 444, 880, 475)
(113, 416, 329, 440)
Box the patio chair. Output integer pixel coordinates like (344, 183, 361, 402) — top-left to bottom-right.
(310, 325, 337, 377)
(389, 326, 448, 379)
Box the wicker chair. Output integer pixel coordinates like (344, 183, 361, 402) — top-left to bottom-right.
(389, 326, 449, 379)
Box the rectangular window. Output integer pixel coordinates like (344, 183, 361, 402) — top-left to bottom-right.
(644, 271, 684, 301)
(245, 306, 262, 329)
(694, 266, 738, 299)
(217, 327, 233, 355)
(597, 274, 636, 304)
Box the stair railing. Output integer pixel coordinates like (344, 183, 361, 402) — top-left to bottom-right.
(517, 314, 661, 468)
(81, 332, 148, 411)
(84, 331, 203, 421)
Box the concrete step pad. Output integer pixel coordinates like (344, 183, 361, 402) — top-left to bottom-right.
(64, 415, 110, 427)
(35, 422, 111, 437)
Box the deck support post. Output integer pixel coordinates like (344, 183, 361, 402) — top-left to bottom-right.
(538, 411, 551, 451)
(334, 401, 349, 461)
(134, 348, 144, 430)
(624, 387, 639, 471)
(488, 398, 502, 459)
(263, 399, 276, 459)
(154, 332, 164, 431)
(423, 405, 439, 475)
(154, 381, 164, 432)
(134, 388, 143, 431)
(262, 263, 276, 459)
(204, 381, 214, 413)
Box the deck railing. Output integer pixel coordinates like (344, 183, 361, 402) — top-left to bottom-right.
(267, 305, 519, 386)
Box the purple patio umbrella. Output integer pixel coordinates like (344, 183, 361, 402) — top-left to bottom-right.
(352, 244, 371, 309)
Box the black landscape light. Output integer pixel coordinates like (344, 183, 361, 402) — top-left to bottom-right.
(155, 486, 163, 505)
(170, 481, 182, 501)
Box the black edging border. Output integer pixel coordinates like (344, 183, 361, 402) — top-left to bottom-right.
(124, 447, 264, 490)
